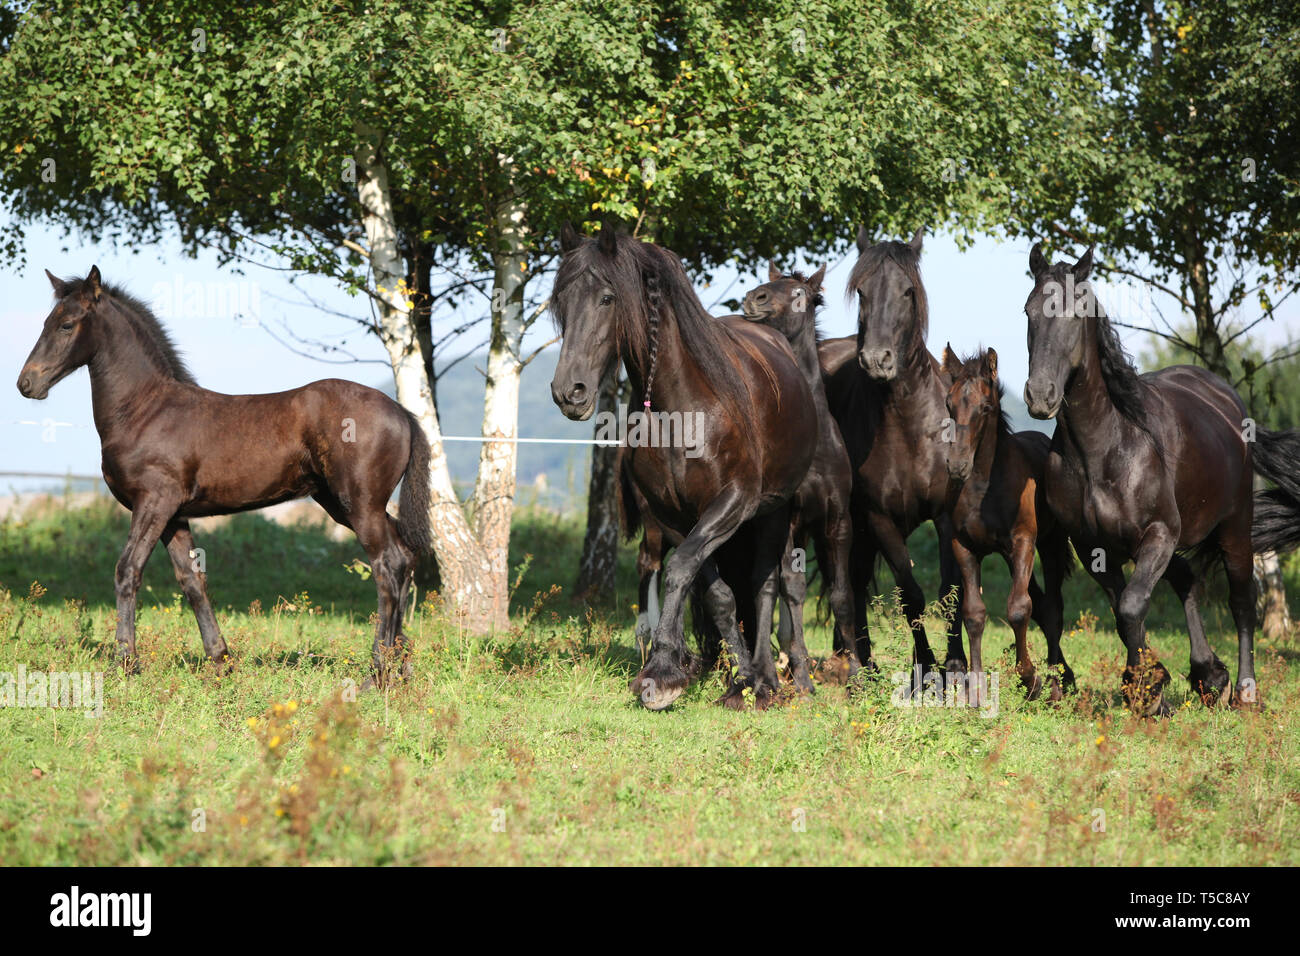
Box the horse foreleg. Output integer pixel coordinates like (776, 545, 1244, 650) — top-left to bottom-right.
(935, 514, 967, 678)
(161, 521, 229, 668)
(634, 489, 749, 710)
(1117, 526, 1177, 717)
(1006, 537, 1040, 700)
(869, 513, 937, 679)
(779, 526, 815, 694)
(1032, 528, 1072, 700)
(952, 537, 986, 707)
(114, 497, 179, 671)
(816, 495, 864, 682)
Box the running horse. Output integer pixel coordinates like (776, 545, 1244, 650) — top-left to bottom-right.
(16, 268, 431, 684)
(1023, 242, 1300, 713)
(551, 224, 817, 709)
(822, 229, 967, 683)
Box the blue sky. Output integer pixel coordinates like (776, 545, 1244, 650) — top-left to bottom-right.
(3, 219, 1296, 493)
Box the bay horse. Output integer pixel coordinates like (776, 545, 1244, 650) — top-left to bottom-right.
(740, 262, 862, 688)
(940, 345, 1072, 703)
(551, 224, 817, 709)
(16, 267, 431, 683)
(822, 228, 966, 682)
(1022, 242, 1293, 713)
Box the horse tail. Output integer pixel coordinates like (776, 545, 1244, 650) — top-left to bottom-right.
(397, 408, 433, 555)
(1251, 428, 1300, 556)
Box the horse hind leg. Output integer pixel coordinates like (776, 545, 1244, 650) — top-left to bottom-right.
(1163, 554, 1230, 707)
(780, 528, 815, 695)
(162, 520, 230, 670)
(321, 490, 413, 688)
(1218, 524, 1260, 709)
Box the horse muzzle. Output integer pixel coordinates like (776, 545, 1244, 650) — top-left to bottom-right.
(1023, 380, 1061, 420)
(551, 381, 595, 421)
(858, 348, 897, 382)
(16, 366, 51, 400)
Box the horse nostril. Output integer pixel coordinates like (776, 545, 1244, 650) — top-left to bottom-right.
(568, 383, 587, 404)
(18, 375, 31, 396)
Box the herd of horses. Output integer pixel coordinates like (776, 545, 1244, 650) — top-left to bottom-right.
(15, 223, 1300, 717)
(551, 223, 1300, 716)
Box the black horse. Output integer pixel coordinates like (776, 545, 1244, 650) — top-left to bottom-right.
(16, 268, 431, 683)
(822, 228, 966, 682)
(550, 225, 817, 709)
(1023, 242, 1300, 713)
(741, 262, 862, 688)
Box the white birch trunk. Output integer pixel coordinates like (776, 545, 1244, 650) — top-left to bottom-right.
(354, 126, 501, 631)
(469, 185, 529, 618)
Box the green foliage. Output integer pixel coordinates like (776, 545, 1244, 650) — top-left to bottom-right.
(0, 0, 1100, 276)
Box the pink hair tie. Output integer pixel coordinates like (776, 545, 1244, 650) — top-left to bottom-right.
(643, 400, 651, 409)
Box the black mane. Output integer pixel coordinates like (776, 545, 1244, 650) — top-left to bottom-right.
(63, 276, 196, 384)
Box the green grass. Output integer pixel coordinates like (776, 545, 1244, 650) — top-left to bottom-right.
(0, 494, 1297, 865)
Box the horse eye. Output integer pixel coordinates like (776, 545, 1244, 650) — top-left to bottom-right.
(903, 288, 914, 298)
(600, 294, 614, 306)
(60, 321, 75, 332)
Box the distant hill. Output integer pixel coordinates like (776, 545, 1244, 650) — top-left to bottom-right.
(384, 349, 1053, 508)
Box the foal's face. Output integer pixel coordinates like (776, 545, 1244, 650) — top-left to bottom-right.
(854, 256, 919, 383)
(945, 374, 995, 483)
(17, 268, 101, 400)
(1024, 243, 1094, 420)
(742, 277, 805, 335)
(551, 259, 619, 421)
(742, 263, 824, 339)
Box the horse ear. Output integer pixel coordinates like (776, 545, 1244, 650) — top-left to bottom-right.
(856, 224, 870, 254)
(559, 221, 582, 254)
(768, 260, 782, 282)
(808, 264, 826, 292)
(597, 221, 618, 257)
(941, 342, 962, 377)
(86, 265, 103, 300)
(1072, 244, 1095, 282)
(45, 269, 70, 298)
(984, 347, 998, 381)
(1029, 241, 1049, 279)
(909, 227, 924, 254)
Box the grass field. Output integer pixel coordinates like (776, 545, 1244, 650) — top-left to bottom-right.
(1, 493, 1297, 865)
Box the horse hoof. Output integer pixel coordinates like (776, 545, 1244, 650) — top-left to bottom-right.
(1231, 679, 1262, 711)
(1022, 671, 1043, 702)
(1046, 678, 1064, 704)
(633, 672, 686, 711)
(1190, 659, 1231, 707)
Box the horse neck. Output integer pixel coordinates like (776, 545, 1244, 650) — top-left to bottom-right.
(88, 303, 182, 437)
(781, 315, 822, 391)
(622, 306, 688, 408)
(1056, 318, 1126, 460)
